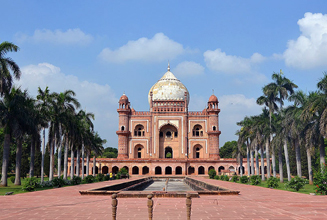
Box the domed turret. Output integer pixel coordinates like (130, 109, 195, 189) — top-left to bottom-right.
(119, 93, 130, 110)
(208, 94, 218, 103)
(148, 64, 190, 107)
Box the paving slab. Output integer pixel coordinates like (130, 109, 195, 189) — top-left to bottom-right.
(0, 176, 326, 219)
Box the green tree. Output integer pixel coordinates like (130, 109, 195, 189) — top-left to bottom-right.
(257, 82, 279, 178)
(0, 41, 21, 96)
(0, 87, 32, 186)
(102, 147, 118, 158)
(219, 141, 237, 158)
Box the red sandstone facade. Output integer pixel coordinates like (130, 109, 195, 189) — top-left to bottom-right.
(68, 66, 269, 176)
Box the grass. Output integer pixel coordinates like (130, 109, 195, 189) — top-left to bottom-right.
(219, 177, 317, 194)
(0, 177, 51, 196)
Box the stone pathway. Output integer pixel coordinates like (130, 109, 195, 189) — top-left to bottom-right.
(0, 177, 326, 219)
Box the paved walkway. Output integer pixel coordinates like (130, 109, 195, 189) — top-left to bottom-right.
(0, 177, 326, 220)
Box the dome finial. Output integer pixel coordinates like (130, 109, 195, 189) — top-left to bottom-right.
(212, 89, 214, 95)
(167, 61, 170, 72)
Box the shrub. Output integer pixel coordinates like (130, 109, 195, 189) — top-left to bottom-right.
(10, 176, 15, 183)
(222, 175, 229, 181)
(104, 175, 110, 181)
(82, 175, 95, 184)
(22, 177, 39, 191)
(314, 164, 327, 195)
(96, 173, 105, 182)
(39, 181, 53, 187)
(214, 175, 219, 180)
(208, 169, 217, 179)
(231, 175, 239, 182)
(285, 176, 306, 191)
(52, 177, 66, 187)
(250, 175, 261, 185)
(267, 177, 279, 188)
(240, 176, 249, 184)
(71, 176, 82, 185)
(119, 168, 128, 175)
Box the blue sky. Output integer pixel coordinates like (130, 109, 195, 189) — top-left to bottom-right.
(3, 1, 327, 148)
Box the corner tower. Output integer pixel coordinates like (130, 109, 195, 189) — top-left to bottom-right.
(116, 93, 130, 159)
(207, 94, 221, 159)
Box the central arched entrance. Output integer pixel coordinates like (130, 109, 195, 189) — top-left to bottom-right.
(159, 124, 178, 158)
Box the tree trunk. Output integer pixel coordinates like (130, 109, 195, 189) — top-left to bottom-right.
(1, 133, 11, 186)
(283, 139, 291, 181)
(70, 145, 74, 179)
(306, 147, 313, 184)
(255, 146, 259, 175)
(14, 139, 23, 185)
(239, 153, 243, 177)
(271, 143, 276, 178)
(320, 136, 326, 169)
(266, 139, 271, 179)
(93, 155, 96, 176)
(41, 128, 45, 183)
(82, 144, 85, 179)
(295, 138, 302, 177)
(250, 149, 254, 176)
(260, 145, 265, 181)
(246, 140, 250, 176)
(63, 137, 69, 180)
(49, 141, 54, 181)
(29, 137, 35, 178)
(86, 151, 90, 176)
(57, 143, 62, 178)
(76, 147, 80, 177)
(279, 144, 283, 183)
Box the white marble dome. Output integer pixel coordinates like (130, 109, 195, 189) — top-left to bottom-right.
(148, 67, 190, 106)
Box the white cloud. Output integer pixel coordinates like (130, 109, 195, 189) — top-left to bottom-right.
(16, 63, 118, 147)
(99, 33, 186, 63)
(172, 61, 205, 77)
(15, 28, 93, 45)
(218, 94, 262, 145)
(284, 12, 327, 69)
(204, 49, 265, 74)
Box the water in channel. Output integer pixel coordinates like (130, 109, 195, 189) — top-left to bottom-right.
(143, 178, 194, 192)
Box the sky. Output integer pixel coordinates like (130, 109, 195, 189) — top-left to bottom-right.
(2, 1, 327, 148)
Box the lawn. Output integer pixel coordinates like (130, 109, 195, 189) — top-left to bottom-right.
(246, 179, 316, 194)
(219, 177, 317, 194)
(0, 177, 51, 196)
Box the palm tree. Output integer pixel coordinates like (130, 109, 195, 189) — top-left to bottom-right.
(237, 116, 256, 176)
(257, 82, 279, 178)
(89, 132, 105, 176)
(0, 87, 31, 186)
(302, 90, 326, 177)
(317, 74, 327, 166)
(14, 91, 35, 185)
(76, 110, 94, 179)
(0, 41, 21, 96)
(52, 90, 80, 179)
(36, 86, 52, 182)
(266, 70, 297, 181)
